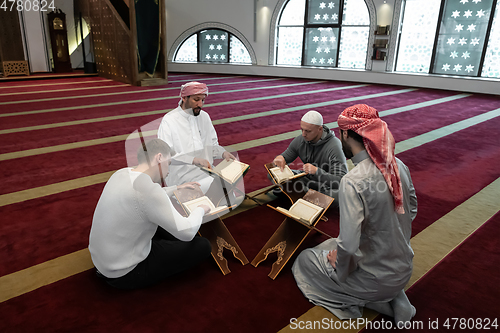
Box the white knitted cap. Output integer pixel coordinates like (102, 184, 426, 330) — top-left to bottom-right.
(301, 110, 323, 126)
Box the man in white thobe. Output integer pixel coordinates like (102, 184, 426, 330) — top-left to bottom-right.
(157, 82, 234, 193)
(292, 104, 417, 325)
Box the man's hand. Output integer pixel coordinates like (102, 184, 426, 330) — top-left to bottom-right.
(326, 249, 337, 269)
(197, 204, 211, 215)
(303, 163, 318, 175)
(177, 182, 201, 190)
(222, 151, 236, 161)
(193, 157, 212, 169)
(273, 155, 286, 171)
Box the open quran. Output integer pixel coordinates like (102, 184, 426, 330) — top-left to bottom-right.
(275, 198, 324, 225)
(182, 196, 229, 216)
(201, 159, 250, 184)
(269, 165, 306, 184)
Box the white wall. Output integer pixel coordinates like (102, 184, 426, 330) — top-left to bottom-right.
(167, 0, 257, 58)
(166, 0, 500, 95)
(20, 10, 51, 72)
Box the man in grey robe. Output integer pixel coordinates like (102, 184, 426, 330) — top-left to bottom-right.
(292, 104, 417, 325)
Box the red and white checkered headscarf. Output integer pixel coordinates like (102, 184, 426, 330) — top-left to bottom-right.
(338, 104, 404, 214)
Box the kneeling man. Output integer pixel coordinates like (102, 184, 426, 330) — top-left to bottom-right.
(292, 104, 417, 324)
(89, 139, 212, 289)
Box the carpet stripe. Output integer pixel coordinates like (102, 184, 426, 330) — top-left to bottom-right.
(0, 107, 497, 207)
(0, 79, 113, 90)
(0, 78, 285, 103)
(0, 186, 274, 304)
(0, 88, 429, 158)
(395, 107, 500, 153)
(1, 176, 498, 309)
(0, 84, 365, 132)
(212, 88, 413, 125)
(0, 249, 93, 304)
(0, 80, 332, 117)
(0, 131, 156, 161)
(278, 177, 500, 333)
(227, 93, 470, 151)
(0, 172, 114, 207)
(408, 178, 500, 286)
(0, 93, 472, 162)
(0, 83, 129, 97)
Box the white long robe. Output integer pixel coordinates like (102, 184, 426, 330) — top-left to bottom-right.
(292, 150, 417, 319)
(157, 106, 225, 189)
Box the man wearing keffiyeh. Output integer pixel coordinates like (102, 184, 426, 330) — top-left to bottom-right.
(292, 104, 418, 325)
(157, 82, 236, 193)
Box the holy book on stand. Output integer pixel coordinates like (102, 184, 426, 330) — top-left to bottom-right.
(275, 198, 324, 225)
(269, 165, 306, 184)
(201, 159, 250, 184)
(182, 196, 229, 216)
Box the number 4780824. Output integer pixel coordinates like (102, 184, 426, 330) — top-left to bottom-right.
(1, 0, 56, 12)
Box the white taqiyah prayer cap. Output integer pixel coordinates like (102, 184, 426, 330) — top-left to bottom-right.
(301, 110, 323, 126)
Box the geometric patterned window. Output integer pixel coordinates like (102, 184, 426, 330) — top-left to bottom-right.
(174, 29, 252, 64)
(482, 0, 500, 77)
(396, 0, 500, 78)
(395, 0, 441, 73)
(276, 0, 370, 69)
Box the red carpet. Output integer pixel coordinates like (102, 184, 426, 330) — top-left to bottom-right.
(1, 73, 499, 332)
(363, 212, 500, 332)
(0, 204, 332, 333)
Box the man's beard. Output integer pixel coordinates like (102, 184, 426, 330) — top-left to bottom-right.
(341, 136, 353, 159)
(193, 107, 201, 116)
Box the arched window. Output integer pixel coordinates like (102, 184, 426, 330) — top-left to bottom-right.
(275, 0, 371, 69)
(174, 29, 252, 64)
(396, 0, 500, 78)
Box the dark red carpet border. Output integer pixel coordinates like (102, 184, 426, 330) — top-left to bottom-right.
(363, 211, 500, 333)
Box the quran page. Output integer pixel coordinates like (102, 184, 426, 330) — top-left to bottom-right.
(289, 199, 323, 224)
(275, 199, 323, 225)
(182, 196, 228, 215)
(269, 165, 295, 183)
(214, 159, 250, 183)
(201, 159, 249, 184)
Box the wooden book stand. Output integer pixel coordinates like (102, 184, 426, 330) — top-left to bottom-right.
(251, 189, 334, 279)
(174, 186, 248, 275)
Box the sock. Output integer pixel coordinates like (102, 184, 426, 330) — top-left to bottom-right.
(390, 290, 416, 324)
(365, 301, 394, 317)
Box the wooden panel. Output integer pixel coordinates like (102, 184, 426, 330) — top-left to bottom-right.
(2, 61, 29, 77)
(77, 0, 168, 86)
(82, 0, 132, 84)
(0, 10, 25, 62)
